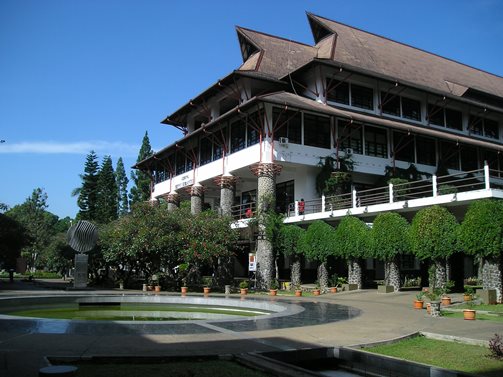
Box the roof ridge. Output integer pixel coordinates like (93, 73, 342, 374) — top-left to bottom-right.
(309, 13, 503, 81)
(235, 25, 314, 49)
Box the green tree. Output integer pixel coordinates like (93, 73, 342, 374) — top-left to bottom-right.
(7, 188, 56, 270)
(116, 157, 129, 216)
(75, 151, 99, 221)
(301, 220, 335, 291)
(278, 225, 305, 288)
(334, 216, 370, 289)
(44, 233, 75, 277)
(96, 155, 118, 223)
(130, 132, 153, 205)
(0, 213, 28, 269)
(370, 212, 410, 291)
(458, 199, 503, 301)
(410, 205, 458, 289)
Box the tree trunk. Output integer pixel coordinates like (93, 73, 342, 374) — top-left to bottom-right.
(434, 259, 446, 290)
(482, 256, 503, 303)
(290, 258, 301, 289)
(348, 258, 363, 289)
(385, 257, 401, 292)
(318, 262, 329, 292)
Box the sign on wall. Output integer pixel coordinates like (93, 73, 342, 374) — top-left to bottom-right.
(248, 253, 256, 272)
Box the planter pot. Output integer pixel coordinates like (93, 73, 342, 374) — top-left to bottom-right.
(343, 284, 358, 291)
(414, 300, 424, 310)
(147, 285, 154, 291)
(269, 289, 278, 296)
(476, 289, 497, 305)
(203, 287, 211, 295)
(154, 285, 161, 293)
(295, 290, 302, 297)
(378, 285, 394, 294)
(119, 283, 124, 290)
(142, 284, 147, 292)
(441, 296, 452, 306)
(330, 287, 337, 293)
(463, 309, 476, 320)
(313, 289, 321, 296)
(240, 288, 248, 295)
(181, 286, 188, 296)
(463, 294, 472, 302)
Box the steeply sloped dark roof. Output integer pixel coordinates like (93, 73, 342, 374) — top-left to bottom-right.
(307, 13, 503, 99)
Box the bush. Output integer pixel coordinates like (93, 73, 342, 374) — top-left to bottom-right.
(489, 333, 503, 359)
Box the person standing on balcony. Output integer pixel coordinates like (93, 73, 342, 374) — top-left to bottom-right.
(298, 198, 305, 215)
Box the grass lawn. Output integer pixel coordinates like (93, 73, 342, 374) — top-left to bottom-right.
(367, 336, 503, 377)
(454, 303, 503, 312)
(73, 360, 272, 377)
(442, 311, 503, 322)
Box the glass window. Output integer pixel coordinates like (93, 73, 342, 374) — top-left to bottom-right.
(461, 146, 478, 171)
(469, 115, 483, 135)
(392, 131, 414, 163)
(428, 104, 444, 126)
(445, 109, 462, 130)
(441, 141, 460, 170)
(480, 149, 498, 170)
(339, 121, 363, 154)
(273, 108, 302, 144)
(200, 137, 212, 166)
(304, 113, 331, 149)
(185, 149, 195, 172)
(327, 80, 349, 105)
(175, 152, 186, 175)
(484, 119, 499, 139)
(276, 180, 294, 214)
(402, 97, 421, 121)
(381, 92, 400, 116)
(230, 119, 246, 153)
(416, 136, 436, 166)
(364, 126, 388, 158)
(213, 143, 222, 161)
(351, 84, 374, 110)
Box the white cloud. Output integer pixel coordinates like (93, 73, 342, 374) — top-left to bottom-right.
(0, 140, 140, 157)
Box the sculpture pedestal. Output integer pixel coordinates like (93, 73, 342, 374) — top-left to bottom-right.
(74, 254, 88, 289)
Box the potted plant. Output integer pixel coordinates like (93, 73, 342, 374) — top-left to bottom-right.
(328, 274, 338, 293)
(313, 281, 321, 296)
(239, 280, 249, 295)
(294, 284, 302, 297)
(377, 280, 394, 294)
(414, 291, 425, 309)
(181, 278, 188, 296)
(463, 297, 477, 320)
(441, 280, 454, 306)
(269, 280, 279, 296)
(464, 286, 474, 302)
(203, 277, 212, 295)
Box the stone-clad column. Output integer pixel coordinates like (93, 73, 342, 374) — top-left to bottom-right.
(166, 192, 180, 212)
(215, 174, 237, 217)
(251, 162, 282, 290)
(190, 183, 204, 215)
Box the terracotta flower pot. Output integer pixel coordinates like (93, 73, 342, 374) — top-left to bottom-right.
(154, 285, 161, 293)
(313, 289, 321, 296)
(441, 296, 451, 306)
(181, 286, 188, 296)
(330, 287, 337, 293)
(414, 300, 424, 309)
(240, 288, 248, 295)
(463, 309, 476, 320)
(295, 290, 302, 297)
(269, 289, 278, 296)
(203, 287, 211, 295)
(463, 294, 472, 302)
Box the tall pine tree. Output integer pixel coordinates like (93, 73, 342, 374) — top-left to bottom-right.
(130, 131, 153, 205)
(75, 151, 99, 221)
(96, 155, 118, 223)
(115, 157, 129, 216)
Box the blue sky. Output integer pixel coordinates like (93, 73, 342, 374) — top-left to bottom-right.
(1, 0, 503, 219)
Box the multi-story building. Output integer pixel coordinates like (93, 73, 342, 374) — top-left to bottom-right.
(135, 13, 503, 284)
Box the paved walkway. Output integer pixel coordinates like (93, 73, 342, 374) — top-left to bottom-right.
(1, 279, 502, 377)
